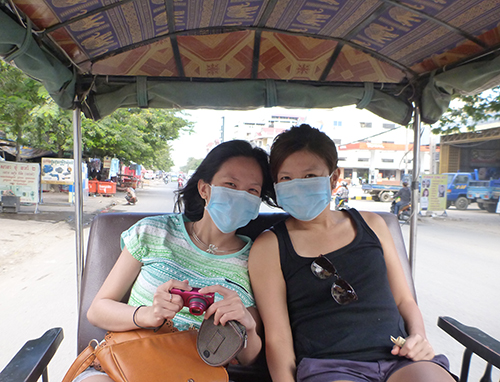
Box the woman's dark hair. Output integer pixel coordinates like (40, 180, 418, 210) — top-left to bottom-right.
(175, 140, 276, 221)
(270, 124, 338, 182)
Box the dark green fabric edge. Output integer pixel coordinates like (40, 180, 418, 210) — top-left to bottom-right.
(0, 8, 75, 109)
(88, 80, 414, 125)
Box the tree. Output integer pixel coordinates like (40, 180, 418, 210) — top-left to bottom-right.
(28, 88, 73, 157)
(82, 108, 193, 169)
(0, 61, 193, 166)
(180, 157, 203, 174)
(0, 61, 45, 160)
(435, 86, 500, 134)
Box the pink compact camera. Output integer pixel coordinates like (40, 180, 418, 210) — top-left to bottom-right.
(170, 287, 215, 316)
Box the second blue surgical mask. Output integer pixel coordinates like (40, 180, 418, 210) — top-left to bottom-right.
(206, 185, 261, 233)
(275, 176, 332, 221)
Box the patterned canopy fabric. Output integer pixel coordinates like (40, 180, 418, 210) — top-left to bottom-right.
(1, 0, 500, 122)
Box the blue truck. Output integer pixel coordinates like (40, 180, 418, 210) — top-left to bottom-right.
(443, 172, 479, 210)
(467, 179, 500, 213)
(362, 172, 483, 209)
(361, 183, 402, 202)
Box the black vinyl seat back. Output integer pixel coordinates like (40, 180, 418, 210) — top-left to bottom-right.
(78, 210, 414, 380)
(79, 211, 413, 353)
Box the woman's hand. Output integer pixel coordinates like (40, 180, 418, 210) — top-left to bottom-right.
(138, 279, 191, 328)
(200, 285, 262, 366)
(391, 333, 435, 361)
(199, 285, 256, 332)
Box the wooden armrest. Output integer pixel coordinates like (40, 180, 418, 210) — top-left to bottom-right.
(0, 327, 64, 382)
(438, 316, 500, 368)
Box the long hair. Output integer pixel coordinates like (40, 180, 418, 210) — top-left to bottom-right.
(175, 140, 277, 221)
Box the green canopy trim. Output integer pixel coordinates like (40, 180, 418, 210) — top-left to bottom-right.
(82, 78, 413, 125)
(422, 54, 500, 124)
(0, 9, 75, 109)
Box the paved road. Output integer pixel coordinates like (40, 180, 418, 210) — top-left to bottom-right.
(1, 181, 498, 381)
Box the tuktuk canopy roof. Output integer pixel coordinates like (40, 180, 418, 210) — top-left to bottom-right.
(1, 0, 500, 124)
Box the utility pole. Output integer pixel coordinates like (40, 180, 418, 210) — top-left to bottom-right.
(405, 126, 409, 176)
(429, 131, 436, 174)
(221, 116, 225, 143)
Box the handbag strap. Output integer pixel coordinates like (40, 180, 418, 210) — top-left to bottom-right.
(62, 320, 180, 382)
(61, 340, 98, 382)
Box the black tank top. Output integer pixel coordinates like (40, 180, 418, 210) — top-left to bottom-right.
(272, 208, 407, 363)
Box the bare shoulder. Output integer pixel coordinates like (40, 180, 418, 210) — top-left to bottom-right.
(251, 229, 278, 251)
(359, 211, 387, 229)
(249, 229, 279, 267)
(360, 211, 394, 251)
(358, 211, 394, 242)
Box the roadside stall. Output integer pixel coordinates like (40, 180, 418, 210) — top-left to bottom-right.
(0, 161, 40, 212)
(88, 157, 117, 196)
(116, 164, 143, 191)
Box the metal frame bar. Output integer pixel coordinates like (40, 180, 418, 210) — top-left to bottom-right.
(73, 105, 84, 311)
(409, 102, 421, 279)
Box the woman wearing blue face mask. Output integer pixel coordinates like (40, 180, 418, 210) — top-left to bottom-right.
(248, 125, 455, 382)
(76, 140, 275, 382)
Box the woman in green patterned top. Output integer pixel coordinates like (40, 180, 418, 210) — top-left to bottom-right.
(77, 140, 276, 382)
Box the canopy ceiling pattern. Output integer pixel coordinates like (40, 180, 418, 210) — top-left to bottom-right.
(1, 0, 500, 123)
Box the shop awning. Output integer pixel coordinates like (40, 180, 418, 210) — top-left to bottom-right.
(0, 145, 55, 160)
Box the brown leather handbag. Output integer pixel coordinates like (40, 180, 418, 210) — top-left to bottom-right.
(62, 322, 228, 382)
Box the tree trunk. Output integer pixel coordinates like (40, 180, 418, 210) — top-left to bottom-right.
(15, 127, 21, 162)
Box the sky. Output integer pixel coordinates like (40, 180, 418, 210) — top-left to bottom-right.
(171, 107, 307, 169)
(170, 106, 352, 169)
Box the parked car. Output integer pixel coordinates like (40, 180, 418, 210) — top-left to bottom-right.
(143, 170, 155, 180)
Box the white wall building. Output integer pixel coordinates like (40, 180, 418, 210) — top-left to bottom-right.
(226, 106, 434, 185)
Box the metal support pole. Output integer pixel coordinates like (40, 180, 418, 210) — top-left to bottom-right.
(73, 105, 84, 311)
(221, 116, 225, 143)
(409, 103, 421, 280)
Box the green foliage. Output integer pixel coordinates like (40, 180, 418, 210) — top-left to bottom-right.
(0, 60, 45, 160)
(435, 87, 500, 135)
(83, 108, 193, 169)
(0, 61, 193, 166)
(180, 157, 203, 173)
(28, 89, 73, 157)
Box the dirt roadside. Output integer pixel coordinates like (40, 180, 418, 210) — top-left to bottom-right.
(0, 190, 125, 381)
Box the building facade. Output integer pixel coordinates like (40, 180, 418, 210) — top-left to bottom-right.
(226, 106, 433, 185)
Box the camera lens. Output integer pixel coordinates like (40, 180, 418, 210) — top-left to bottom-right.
(188, 297, 208, 316)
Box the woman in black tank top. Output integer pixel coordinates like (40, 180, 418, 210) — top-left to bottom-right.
(248, 124, 455, 382)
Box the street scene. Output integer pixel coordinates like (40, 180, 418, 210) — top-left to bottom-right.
(2, 1, 500, 378)
(0, 180, 499, 382)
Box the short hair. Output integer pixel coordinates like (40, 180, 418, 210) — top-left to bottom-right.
(269, 124, 338, 181)
(175, 140, 276, 221)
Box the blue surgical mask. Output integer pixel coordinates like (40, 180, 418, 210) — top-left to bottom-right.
(206, 185, 261, 233)
(275, 176, 332, 221)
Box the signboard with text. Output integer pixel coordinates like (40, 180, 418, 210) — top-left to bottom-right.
(41, 158, 74, 185)
(420, 174, 447, 212)
(0, 162, 40, 203)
